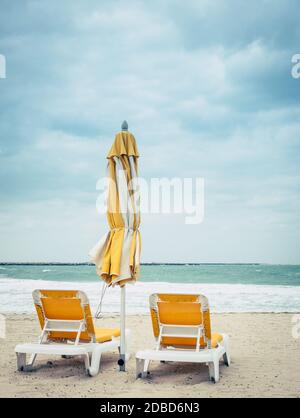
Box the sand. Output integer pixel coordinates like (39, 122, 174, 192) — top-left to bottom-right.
(0, 313, 299, 398)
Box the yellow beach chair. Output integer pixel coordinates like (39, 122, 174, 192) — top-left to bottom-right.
(136, 293, 230, 383)
(15, 290, 130, 376)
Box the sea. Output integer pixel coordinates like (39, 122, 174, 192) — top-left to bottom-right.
(0, 264, 300, 314)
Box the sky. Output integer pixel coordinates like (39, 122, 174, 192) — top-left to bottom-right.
(0, 0, 300, 263)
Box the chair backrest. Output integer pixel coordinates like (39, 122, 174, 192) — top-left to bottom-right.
(33, 290, 96, 342)
(149, 293, 212, 348)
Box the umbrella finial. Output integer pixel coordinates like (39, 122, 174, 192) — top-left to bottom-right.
(121, 120, 128, 131)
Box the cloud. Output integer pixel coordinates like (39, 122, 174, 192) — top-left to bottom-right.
(0, 0, 300, 262)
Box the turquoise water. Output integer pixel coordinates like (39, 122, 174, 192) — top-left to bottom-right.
(1, 264, 300, 286)
(1, 264, 300, 313)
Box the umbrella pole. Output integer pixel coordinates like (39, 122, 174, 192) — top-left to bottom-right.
(119, 285, 126, 371)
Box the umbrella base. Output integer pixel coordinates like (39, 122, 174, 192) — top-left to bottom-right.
(118, 354, 126, 371)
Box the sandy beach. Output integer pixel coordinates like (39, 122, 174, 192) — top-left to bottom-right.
(0, 313, 299, 398)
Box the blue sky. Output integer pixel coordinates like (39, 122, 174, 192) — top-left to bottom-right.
(0, 0, 300, 263)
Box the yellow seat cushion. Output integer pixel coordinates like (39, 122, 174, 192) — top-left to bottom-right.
(211, 333, 223, 348)
(161, 332, 223, 348)
(95, 327, 120, 343)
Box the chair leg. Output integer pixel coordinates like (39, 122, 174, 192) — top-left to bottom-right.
(22, 353, 37, 371)
(83, 354, 92, 376)
(222, 335, 231, 366)
(208, 358, 220, 383)
(28, 354, 37, 367)
(17, 352, 37, 372)
(141, 359, 150, 378)
(136, 358, 150, 378)
(136, 358, 144, 378)
(88, 347, 102, 377)
(16, 353, 26, 371)
(223, 352, 230, 367)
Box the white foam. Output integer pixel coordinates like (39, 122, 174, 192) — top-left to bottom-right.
(0, 278, 299, 314)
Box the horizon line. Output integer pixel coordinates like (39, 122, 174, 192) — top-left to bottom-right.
(0, 262, 299, 266)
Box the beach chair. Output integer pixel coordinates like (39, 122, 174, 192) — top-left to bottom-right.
(136, 293, 230, 383)
(15, 290, 130, 376)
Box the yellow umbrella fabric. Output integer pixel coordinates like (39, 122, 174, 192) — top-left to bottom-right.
(90, 129, 141, 287)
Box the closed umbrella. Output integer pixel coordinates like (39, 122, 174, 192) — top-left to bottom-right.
(90, 121, 141, 371)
